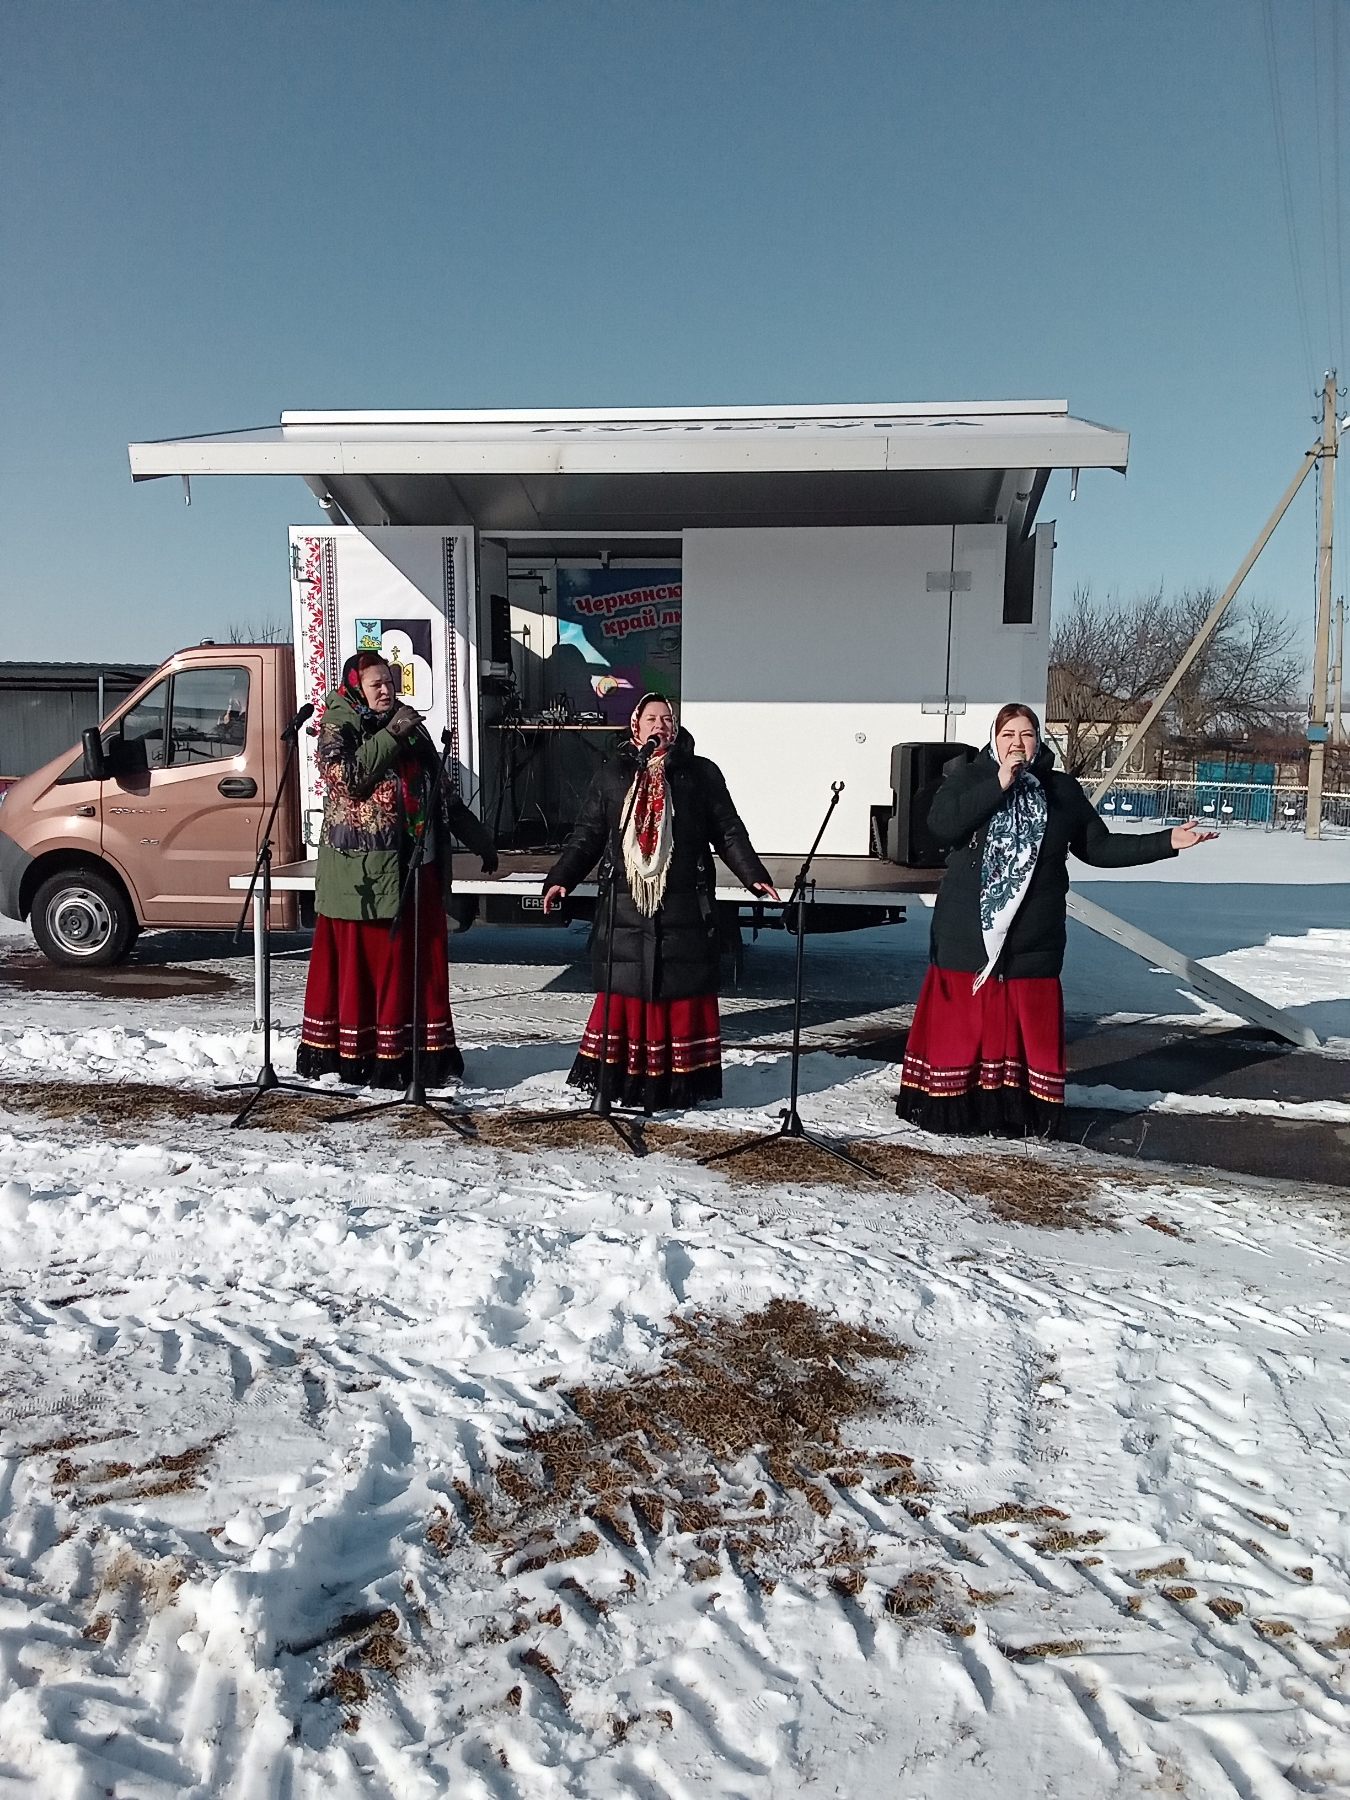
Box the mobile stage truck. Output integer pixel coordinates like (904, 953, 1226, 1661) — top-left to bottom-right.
(0, 401, 1315, 1047)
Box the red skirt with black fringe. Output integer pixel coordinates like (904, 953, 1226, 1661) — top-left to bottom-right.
(567, 992, 722, 1111)
(295, 869, 462, 1089)
(895, 966, 1065, 1139)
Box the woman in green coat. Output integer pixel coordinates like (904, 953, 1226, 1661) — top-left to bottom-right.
(296, 651, 496, 1087)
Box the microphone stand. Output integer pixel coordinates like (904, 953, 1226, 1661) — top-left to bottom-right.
(332, 726, 476, 1137)
(223, 713, 329, 1128)
(513, 740, 658, 1156)
(700, 781, 882, 1181)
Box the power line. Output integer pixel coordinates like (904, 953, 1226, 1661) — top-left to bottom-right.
(1310, 0, 1338, 362)
(1330, 0, 1346, 363)
(1262, 0, 1318, 387)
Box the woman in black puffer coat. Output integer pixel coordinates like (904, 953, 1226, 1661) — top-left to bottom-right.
(896, 702, 1215, 1139)
(542, 693, 779, 1110)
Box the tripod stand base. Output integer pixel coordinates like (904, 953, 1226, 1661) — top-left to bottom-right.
(509, 1098, 651, 1156)
(699, 1109, 884, 1181)
(329, 1080, 478, 1137)
(218, 1065, 339, 1130)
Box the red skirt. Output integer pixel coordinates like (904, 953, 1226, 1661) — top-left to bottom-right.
(567, 993, 722, 1111)
(295, 869, 461, 1089)
(896, 966, 1065, 1138)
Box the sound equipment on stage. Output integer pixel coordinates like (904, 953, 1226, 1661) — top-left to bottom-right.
(489, 594, 513, 665)
(885, 741, 977, 867)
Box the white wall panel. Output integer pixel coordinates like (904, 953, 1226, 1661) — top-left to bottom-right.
(289, 526, 478, 843)
(680, 526, 1050, 854)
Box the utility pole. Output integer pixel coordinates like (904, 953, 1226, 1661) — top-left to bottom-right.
(1333, 596, 1345, 746)
(1305, 371, 1338, 839)
(1091, 443, 1321, 802)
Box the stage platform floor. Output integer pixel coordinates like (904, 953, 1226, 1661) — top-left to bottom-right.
(250, 851, 945, 906)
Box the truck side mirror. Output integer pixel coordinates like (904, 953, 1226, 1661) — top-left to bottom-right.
(81, 727, 108, 782)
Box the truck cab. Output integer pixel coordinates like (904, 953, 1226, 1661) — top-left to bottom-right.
(0, 643, 299, 964)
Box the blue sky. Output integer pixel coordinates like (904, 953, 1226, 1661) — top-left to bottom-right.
(3, 0, 1345, 664)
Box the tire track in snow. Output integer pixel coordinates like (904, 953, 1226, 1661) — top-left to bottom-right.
(4, 1108, 1350, 1795)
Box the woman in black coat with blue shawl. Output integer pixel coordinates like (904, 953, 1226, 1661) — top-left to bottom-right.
(896, 703, 1215, 1138)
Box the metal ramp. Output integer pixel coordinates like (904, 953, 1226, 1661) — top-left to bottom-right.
(1065, 891, 1321, 1050)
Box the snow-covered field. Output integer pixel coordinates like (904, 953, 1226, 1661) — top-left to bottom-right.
(2, 834, 1350, 1798)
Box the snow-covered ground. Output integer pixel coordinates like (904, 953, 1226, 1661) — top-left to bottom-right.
(2, 832, 1349, 1797)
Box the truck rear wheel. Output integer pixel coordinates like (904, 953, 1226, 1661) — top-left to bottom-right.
(30, 869, 136, 967)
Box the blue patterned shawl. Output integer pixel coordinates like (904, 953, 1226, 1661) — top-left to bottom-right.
(974, 724, 1049, 990)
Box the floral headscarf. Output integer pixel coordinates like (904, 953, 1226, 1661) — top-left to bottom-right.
(621, 692, 677, 916)
(340, 651, 427, 844)
(974, 706, 1049, 990)
(340, 651, 392, 727)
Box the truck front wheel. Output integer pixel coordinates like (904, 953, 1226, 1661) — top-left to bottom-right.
(30, 869, 136, 967)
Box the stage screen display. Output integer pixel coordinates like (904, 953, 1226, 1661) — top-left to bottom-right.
(552, 567, 682, 722)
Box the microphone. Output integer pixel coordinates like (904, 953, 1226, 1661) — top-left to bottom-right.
(637, 734, 662, 765)
(282, 702, 315, 741)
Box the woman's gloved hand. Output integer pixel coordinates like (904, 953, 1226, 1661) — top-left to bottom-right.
(385, 704, 424, 741)
(480, 849, 500, 875)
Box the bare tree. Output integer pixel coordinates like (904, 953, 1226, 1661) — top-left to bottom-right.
(226, 614, 291, 644)
(1049, 586, 1306, 775)
(1048, 585, 1174, 775)
(1166, 589, 1304, 746)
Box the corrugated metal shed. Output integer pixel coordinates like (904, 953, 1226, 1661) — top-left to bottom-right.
(0, 661, 155, 777)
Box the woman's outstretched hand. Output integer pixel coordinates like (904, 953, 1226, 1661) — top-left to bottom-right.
(1170, 819, 1219, 850)
(752, 881, 782, 903)
(542, 884, 568, 914)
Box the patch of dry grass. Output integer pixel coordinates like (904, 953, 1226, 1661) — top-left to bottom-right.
(1133, 1557, 1188, 1581)
(0, 1078, 353, 1137)
(91, 1547, 189, 1621)
(877, 1568, 983, 1636)
(435, 1298, 920, 1602)
(11, 1429, 129, 1461)
(1254, 1618, 1294, 1638)
(1035, 1527, 1107, 1554)
(519, 1643, 570, 1707)
(477, 1113, 1107, 1228)
(323, 1665, 369, 1706)
(50, 1435, 224, 1510)
(1140, 1213, 1189, 1240)
(312, 1609, 409, 1724)
(961, 1502, 1069, 1528)
(1000, 1638, 1086, 1661)
(1248, 1510, 1291, 1534)
(2, 1079, 1110, 1226)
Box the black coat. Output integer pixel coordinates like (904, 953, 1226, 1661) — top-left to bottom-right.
(545, 730, 771, 1001)
(926, 746, 1178, 979)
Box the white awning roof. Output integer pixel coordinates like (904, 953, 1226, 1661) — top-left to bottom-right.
(127, 400, 1128, 536)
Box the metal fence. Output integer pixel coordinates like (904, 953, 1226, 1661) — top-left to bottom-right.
(1092, 778, 1350, 833)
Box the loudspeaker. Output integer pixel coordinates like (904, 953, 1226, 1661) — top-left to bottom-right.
(885, 741, 977, 866)
(488, 594, 512, 666)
